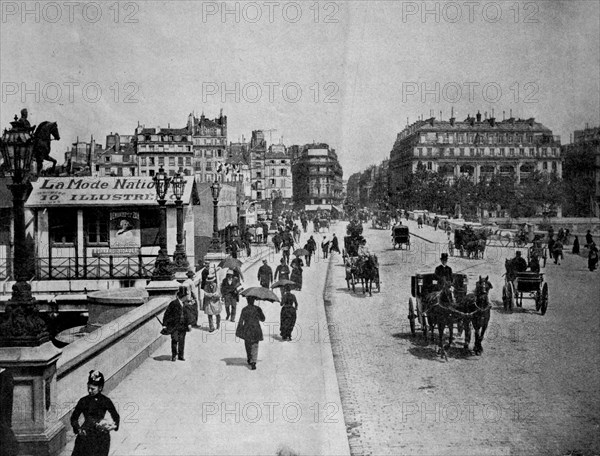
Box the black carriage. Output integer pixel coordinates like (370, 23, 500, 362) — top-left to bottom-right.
(407, 273, 468, 337)
(452, 227, 486, 259)
(502, 264, 548, 315)
(391, 225, 410, 250)
(371, 211, 391, 230)
(342, 235, 361, 261)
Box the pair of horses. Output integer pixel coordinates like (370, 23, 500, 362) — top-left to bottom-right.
(421, 276, 493, 360)
(344, 254, 379, 296)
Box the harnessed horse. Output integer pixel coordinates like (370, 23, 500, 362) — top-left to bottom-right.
(461, 276, 492, 355)
(356, 254, 378, 296)
(33, 121, 60, 175)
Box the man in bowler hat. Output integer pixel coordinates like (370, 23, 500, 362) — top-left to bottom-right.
(163, 286, 193, 361)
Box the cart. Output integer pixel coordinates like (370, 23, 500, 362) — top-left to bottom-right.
(391, 225, 410, 250)
(407, 273, 468, 337)
(502, 261, 548, 315)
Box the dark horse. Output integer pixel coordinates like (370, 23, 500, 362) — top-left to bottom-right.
(357, 254, 378, 296)
(461, 276, 493, 355)
(423, 281, 462, 360)
(33, 121, 60, 175)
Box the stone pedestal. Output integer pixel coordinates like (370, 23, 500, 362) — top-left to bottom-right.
(145, 279, 180, 298)
(87, 288, 149, 326)
(0, 342, 65, 456)
(204, 250, 227, 269)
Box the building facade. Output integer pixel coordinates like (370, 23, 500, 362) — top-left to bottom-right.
(135, 125, 193, 177)
(292, 143, 343, 210)
(96, 133, 137, 177)
(562, 125, 600, 217)
(388, 112, 562, 199)
(248, 131, 268, 206)
(187, 111, 228, 182)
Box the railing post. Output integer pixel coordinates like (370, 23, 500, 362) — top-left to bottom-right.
(109, 255, 114, 278)
(138, 253, 143, 277)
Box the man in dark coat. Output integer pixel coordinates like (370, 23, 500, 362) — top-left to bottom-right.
(221, 270, 241, 322)
(200, 261, 210, 291)
(512, 251, 528, 273)
(280, 286, 298, 341)
(163, 286, 193, 361)
(586, 230, 594, 248)
(305, 235, 317, 266)
(434, 253, 453, 286)
(257, 259, 274, 288)
(236, 297, 266, 370)
(330, 233, 340, 254)
(588, 243, 598, 271)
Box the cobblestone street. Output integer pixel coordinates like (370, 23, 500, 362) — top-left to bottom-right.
(325, 219, 600, 456)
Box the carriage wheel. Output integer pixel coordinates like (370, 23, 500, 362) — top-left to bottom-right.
(535, 290, 542, 311)
(540, 283, 548, 315)
(408, 297, 416, 336)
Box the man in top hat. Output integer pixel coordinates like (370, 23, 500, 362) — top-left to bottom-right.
(434, 253, 453, 286)
(163, 286, 193, 361)
(257, 259, 273, 288)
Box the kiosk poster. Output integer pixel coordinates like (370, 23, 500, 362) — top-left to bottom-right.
(110, 212, 141, 250)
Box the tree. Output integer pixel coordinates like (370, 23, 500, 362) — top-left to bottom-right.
(477, 174, 517, 217)
(520, 171, 565, 217)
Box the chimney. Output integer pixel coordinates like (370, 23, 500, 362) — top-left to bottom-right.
(484, 111, 488, 120)
(502, 111, 506, 121)
(450, 117, 455, 126)
(476, 111, 482, 122)
(528, 117, 535, 127)
(489, 117, 496, 127)
(429, 117, 435, 127)
(439, 111, 442, 121)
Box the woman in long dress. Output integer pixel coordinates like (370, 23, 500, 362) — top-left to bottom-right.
(70, 371, 119, 456)
(280, 286, 298, 341)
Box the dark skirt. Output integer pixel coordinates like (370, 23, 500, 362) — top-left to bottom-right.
(280, 306, 297, 339)
(72, 430, 110, 456)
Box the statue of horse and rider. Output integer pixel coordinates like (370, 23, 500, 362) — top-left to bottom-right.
(14, 109, 60, 176)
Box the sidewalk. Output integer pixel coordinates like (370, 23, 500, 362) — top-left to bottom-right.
(59, 229, 350, 456)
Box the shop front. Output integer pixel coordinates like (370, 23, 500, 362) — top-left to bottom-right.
(25, 176, 195, 286)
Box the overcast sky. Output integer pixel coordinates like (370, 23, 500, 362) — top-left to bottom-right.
(1, 1, 599, 176)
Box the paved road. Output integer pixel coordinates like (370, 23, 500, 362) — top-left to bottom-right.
(325, 219, 600, 456)
(59, 228, 349, 456)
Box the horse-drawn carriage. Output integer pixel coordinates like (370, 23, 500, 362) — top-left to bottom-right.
(371, 211, 392, 230)
(502, 260, 548, 314)
(391, 225, 410, 250)
(407, 273, 492, 358)
(452, 226, 486, 259)
(343, 251, 380, 295)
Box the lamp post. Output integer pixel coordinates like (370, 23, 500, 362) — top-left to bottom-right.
(152, 168, 174, 280)
(171, 172, 189, 272)
(209, 179, 222, 252)
(0, 116, 49, 346)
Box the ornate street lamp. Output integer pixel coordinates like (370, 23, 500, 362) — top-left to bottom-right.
(152, 168, 174, 280)
(171, 172, 189, 272)
(209, 179, 222, 252)
(0, 116, 49, 346)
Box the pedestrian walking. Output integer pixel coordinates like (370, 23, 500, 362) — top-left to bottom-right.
(293, 224, 301, 243)
(588, 243, 598, 271)
(163, 286, 194, 360)
(200, 261, 210, 291)
(203, 269, 222, 332)
(228, 240, 239, 259)
(280, 286, 298, 341)
(417, 216, 423, 229)
(70, 370, 120, 456)
(290, 256, 304, 291)
(256, 224, 263, 243)
(221, 269, 241, 322)
(281, 229, 294, 265)
(433, 216, 439, 231)
(272, 232, 282, 253)
(572, 236, 580, 254)
(586, 230, 593, 248)
(257, 259, 274, 288)
(548, 236, 555, 257)
(274, 257, 290, 282)
(322, 237, 330, 259)
(182, 270, 199, 327)
(330, 233, 340, 254)
(235, 296, 266, 370)
(552, 239, 563, 265)
(305, 235, 316, 266)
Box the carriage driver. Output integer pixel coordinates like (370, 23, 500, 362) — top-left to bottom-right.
(357, 238, 371, 258)
(512, 251, 528, 273)
(434, 253, 453, 286)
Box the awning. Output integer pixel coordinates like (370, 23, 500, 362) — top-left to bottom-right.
(26, 176, 194, 208)
(331, 205, 343, 213)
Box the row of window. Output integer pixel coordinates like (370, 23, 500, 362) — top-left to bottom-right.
(415, 147, 559, 158)
(419, 132, 556, 145)
(192, 136, 226, 146)
(49, 208, 161, 246)
(138, 143, 192, 151)
(139, 169, 192, 177)
(140, 156, 192, 167)
(420, 162, 558, 173)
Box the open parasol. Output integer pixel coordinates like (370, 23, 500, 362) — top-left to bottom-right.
(292, 248, 309, 257)
(240, 287, 280, 302)
(271, 279, 297, 289)
(218, 256, 243, 270)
